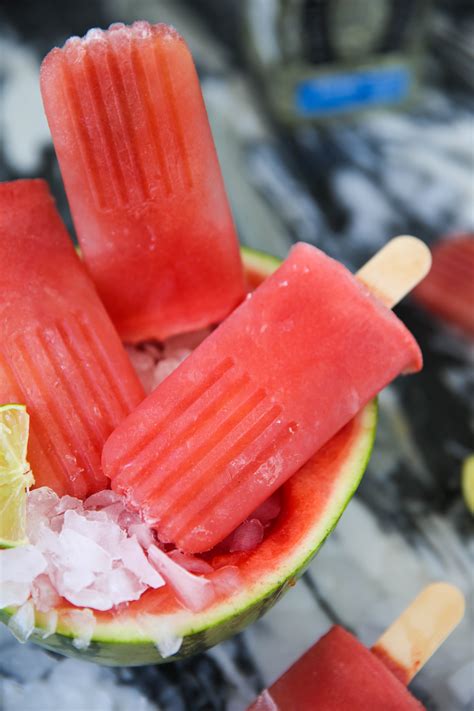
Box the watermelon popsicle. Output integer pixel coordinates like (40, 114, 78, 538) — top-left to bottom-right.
(413, 233, 474, 338)
(103, 237, 431, 553)
(0, 179, 144, 497)
(248, 583, 465, 710)
(40, 21, 245, 343)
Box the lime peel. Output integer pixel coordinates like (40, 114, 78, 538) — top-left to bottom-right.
(0, 404, 34, 548)
(461, 455, 474, 515)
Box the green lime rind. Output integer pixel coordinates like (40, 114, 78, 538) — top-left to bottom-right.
(461, 454, 474, 515)
(0, 404, 30, 475)
(0, 401, 377, 666)
(0, 471, 34, 548)
(0, 404, 33, 548)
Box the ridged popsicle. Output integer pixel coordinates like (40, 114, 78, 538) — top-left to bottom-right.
(248, 626, 425, 710)
(103, 242, 422, 553)
(0, 180, 145, 497)
(40, 21, 245, 343)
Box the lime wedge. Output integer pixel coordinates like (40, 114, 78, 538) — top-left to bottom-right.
(0, 404, 34, 548)
(461, 454, 474, 516)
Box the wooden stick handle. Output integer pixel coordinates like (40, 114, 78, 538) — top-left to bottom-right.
(357, 236, 432, 309)
(371, 583, 465, 684)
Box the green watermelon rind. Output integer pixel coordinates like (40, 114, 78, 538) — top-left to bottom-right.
(0, 401, 376, 665)
(0, 248, 378, 665)
(241, 245, 282, 275)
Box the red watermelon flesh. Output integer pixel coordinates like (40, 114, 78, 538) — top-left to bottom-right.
(0, 179, 145, 497)
(0, 404, 372, 643)
(40, 21, 245, 343)
(248, 626, 425, 711)
(44, 404, 372, 627)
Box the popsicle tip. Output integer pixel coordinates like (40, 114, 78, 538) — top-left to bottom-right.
(41, 21, 183, 64)
(108, 22, 127, 33)
(129, 20, 153, 38)
(93, 19, 182, 43)
(40, 42, 72, 77)
(83, 27, 106, 44)
(40, 44, 60, 65)
(63, 35, 83, 50)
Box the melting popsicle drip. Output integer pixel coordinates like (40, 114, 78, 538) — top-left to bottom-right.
(58, 25, 194, 212)
(0, 314, 136, 497)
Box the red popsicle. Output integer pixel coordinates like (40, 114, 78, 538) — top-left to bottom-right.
(248, 583, 464, 710)
(413, 233, 474, 337)
(251, 627, 425, 711)
(0, 179, 144, 497)
(40, 21, 245, 343)
(103, 238, 430, 553)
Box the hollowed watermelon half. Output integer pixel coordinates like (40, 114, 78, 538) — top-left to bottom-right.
(0, 248, 377, 666)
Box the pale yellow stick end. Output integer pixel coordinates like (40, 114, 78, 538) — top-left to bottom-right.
(357, 236, 432, 309)
(373, 583, 465, 684)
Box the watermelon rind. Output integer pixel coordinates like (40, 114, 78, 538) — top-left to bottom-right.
(241, 245, 282, 275)
(0, 248, 377, 665)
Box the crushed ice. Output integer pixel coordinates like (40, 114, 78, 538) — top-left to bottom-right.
(8, 600, 35, 643)
(216, 491, 282, 553)
(1, 330, 282, 649)
(0, 488, 166, 620)
(1, 484, 281, 647)
(125, 328, 212, 394)
(148, 544, 215, 613)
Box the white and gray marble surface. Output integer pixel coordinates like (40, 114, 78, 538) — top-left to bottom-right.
(0, 1, 473, 709)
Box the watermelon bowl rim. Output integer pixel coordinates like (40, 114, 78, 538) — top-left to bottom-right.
(0, 246, 377, 666)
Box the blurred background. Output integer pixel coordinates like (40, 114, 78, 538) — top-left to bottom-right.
(0, 1, 473, 710)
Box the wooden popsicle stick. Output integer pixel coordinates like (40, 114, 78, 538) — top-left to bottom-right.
(371, 583, 465, 684)
(357, 235, 432, 309)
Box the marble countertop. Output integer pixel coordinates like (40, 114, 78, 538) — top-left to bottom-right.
(0, 1, 473, 709)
